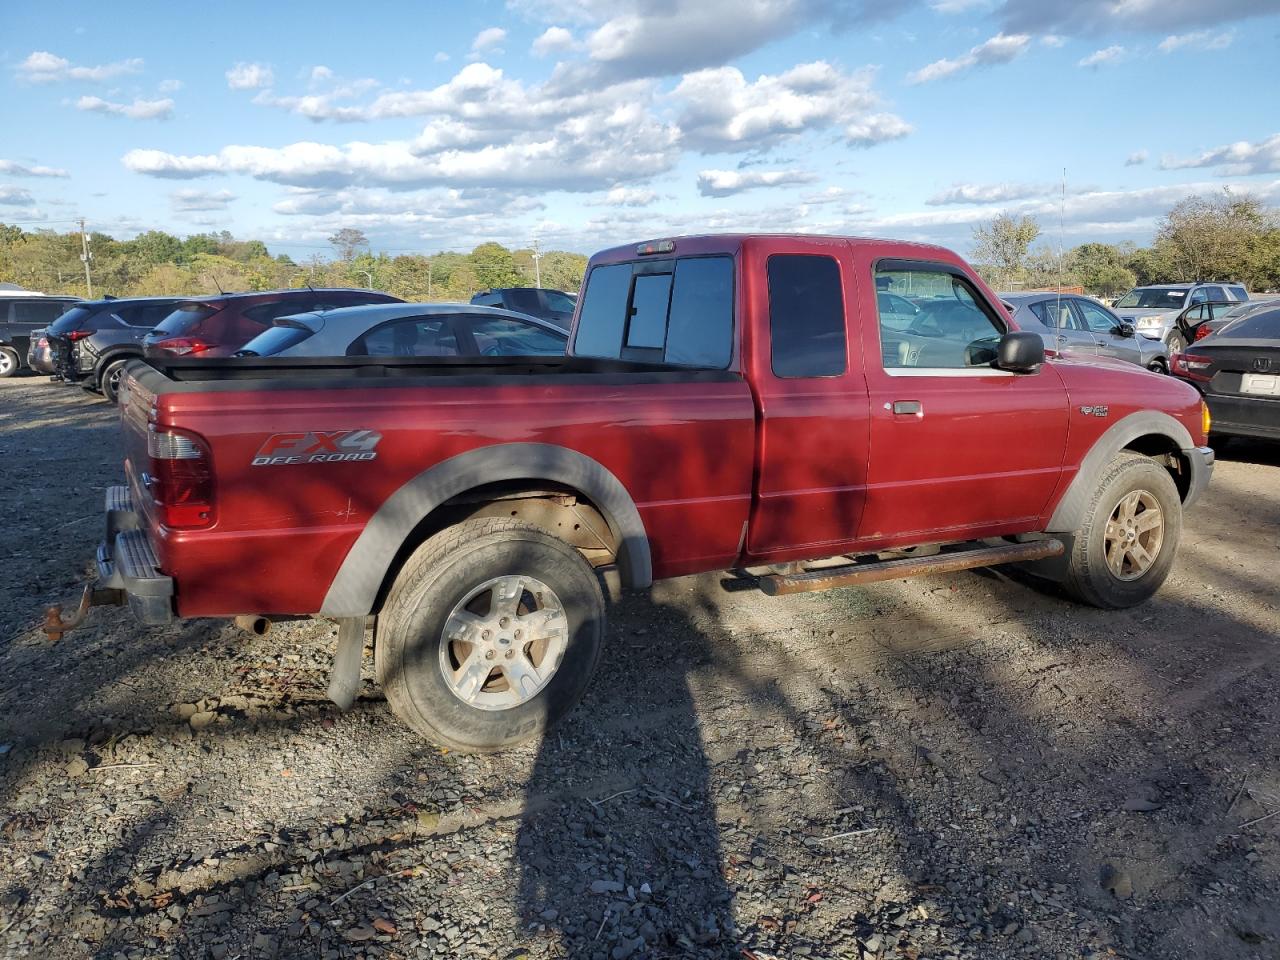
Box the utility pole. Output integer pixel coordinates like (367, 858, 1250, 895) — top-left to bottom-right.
(531, 239, 542, 288)
(427, 258, 433, 298)
(78, 218, 93, 298)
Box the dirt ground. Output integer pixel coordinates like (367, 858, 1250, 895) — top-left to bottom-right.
(0, 374, 1277, 960)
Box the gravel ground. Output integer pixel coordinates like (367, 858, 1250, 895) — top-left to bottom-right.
(1, 374, 1278, 960)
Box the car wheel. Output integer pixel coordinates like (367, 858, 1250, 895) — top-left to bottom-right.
(376, 517, 606, 752)
(0, 347, 20, 379)
(1146, 358, 1168, 375)
(1062, 452, 1181, 609)
(100, 358, 131, 404)
(1167, 332, 1187, 355)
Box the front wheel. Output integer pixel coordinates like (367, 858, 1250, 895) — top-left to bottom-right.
(376, 518, 606, 752)
(1146, 358, 1168, 375)
(1167, 332, 1187, 356)
(0, 348, 19, 379)
(1063, 452, 1181, 609)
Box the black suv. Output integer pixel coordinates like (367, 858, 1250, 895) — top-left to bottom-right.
(47, 297, 186, 401)
(0, 292, 82, 377)
(470, 287, 577, 329)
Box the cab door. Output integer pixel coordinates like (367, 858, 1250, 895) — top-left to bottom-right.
(743, 239, 871, 562)
(853, 257, 1070, 547)
(1041, 297, 1098, 360)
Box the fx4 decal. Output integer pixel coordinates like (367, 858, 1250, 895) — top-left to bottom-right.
(252, 430, 382, 466)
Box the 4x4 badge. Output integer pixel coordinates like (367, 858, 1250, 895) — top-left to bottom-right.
(1078, 405, 1109, 417)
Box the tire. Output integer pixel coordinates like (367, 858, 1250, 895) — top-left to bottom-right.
(375, 517, 606, 752)
(99, 358, 131, 404)
(0, 348, 19, 379)
(1062, 452, 1182, 609)
(1167, 332, 1187, 356)
(1146, 358, 1168, 375)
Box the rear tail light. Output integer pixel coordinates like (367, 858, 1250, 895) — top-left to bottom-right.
(1193, 325, 1213, 341)
(156, 337, 213, 356)
(66, 330, 92, 342)
(1169, 352, 1213, 382)
(147, 425, 214, 528)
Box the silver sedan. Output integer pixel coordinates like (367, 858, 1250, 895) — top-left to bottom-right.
(235, 302, 568, 359)
(1000, 292, 1171, 373)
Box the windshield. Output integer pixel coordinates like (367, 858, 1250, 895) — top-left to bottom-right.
(153, 303, 217, 336)
(235, 322, 316, 357)
(1115, 287, 1188, 309)
(48, 305, 98, 333)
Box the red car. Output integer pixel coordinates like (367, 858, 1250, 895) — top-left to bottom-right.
(58, 234, 1214, 752)
(142, 288, 402, 358)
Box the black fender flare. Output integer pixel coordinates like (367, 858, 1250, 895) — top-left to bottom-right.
(320, 442, 653, 617)
(1046, 410, 1195, 532)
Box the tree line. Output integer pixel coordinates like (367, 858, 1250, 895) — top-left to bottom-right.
(0, 224, 588, 302)
(970, 191, 1280, 296)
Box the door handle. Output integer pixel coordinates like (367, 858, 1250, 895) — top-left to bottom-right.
(1056, 335, 1069, 342)
(891, 400, 923, 417)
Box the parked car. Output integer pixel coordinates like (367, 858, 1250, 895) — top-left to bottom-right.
(1001, 292, 1169, 372)
(58, 234, 1213, 754)
(0, 290, 82, 377)
(142, 289, 403, 359)
(45, 297, 186, 402)
(471, 287, 577, 328)
(1171, 302, 1280, 444)
(1112, 282, 1249, 354)
(1178, 298, 1277, 345)
(235, 303, 568, 359)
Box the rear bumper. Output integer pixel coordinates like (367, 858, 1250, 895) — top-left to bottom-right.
(1183, 445, 1214, 508)
(96, 485, 173, 625)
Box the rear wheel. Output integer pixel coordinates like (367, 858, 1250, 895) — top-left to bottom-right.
(0, 348, 19, 379)
(1146, 358, 1168, 375)
(1063, 452, 1181, 609)
(376, 517, 606, 752)
(1167, 331, 1187, 356)
(100, 358, 131, 404)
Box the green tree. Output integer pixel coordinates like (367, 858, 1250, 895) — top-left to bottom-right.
(971, 214, 1040, 290)
(328, 228, 368, 262)
(1153, 191, 1268, 282)
(469, 242, 521, 291)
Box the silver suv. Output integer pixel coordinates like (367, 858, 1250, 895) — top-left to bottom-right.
(1112, 282, 1249, 353)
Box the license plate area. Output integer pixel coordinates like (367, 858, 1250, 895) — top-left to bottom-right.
(1241, 373, 1279, 396)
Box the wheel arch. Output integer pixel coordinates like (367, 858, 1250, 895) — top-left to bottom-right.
(320, 443, 652, 617)
(95, 348, 144, 385)
(1046, 411, 1196, 532)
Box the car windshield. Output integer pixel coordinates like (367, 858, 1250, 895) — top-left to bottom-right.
(1114, 288, 1188, 309)
(48, 305, 98, 333)
(154, 303, 217, 335)
(235, 322, 317, 357)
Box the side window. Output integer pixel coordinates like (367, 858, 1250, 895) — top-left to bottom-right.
(473, 293, 500, 307)
(1184, 304, 1206, 322)
(574, 257, 733, 368)
(1228, 285, 1248, 301)
(14, 300, 66, 326)
(136, 303, 176, 327)
(352, 316, 459, 357)
(465, 315, 565, 356)
(875, 264, 1003, 370)
(1204, 286, 1228, 302)
(1189, 287, 1208, 305)
(768, 254, 846, 378)
(1028, 301, 1051, 325)
(542, 290, 577, 312)
(1039, 299, 1076, 329)
(1075, 299, 1119, 334)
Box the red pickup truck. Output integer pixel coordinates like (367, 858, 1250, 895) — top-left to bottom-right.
(56, 234, 1214, 752)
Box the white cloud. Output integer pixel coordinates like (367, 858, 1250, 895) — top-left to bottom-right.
(0, 159, 69, 178)
(589, 186, 658, 206)
(1125, 150, 1148, 166)
(1077, 46, 1125, 67)
(676, 61, 910, 152)
(158, 78, 183, 93)
(434, 52, 450, 63)
(16, 50, 142, 83)
(170, 188, 237, 212)
(929, 0, 997, 12)
(311, 65, 335, 82)
(0, 186, 36, 206)
(1158, 30, 1234, 52)
(907, 33, 1031, 84)
(1040, 34, 1066, 47)
(471, 26, 508, 56)
(76, 95, 174, 120)
(226, 62, 274, 89)
(696, 168, 816, 197)
(1158, 133, 1280, 176)
(532, 26, 577, 56)
(927, 182, 1045, 205)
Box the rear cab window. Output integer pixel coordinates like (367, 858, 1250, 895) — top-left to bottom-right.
(574, 255, 734, 368)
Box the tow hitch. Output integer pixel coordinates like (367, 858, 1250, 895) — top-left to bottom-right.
(43, 584, 124, 641)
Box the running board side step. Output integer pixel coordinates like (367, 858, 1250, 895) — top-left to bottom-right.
(758, 539, 1065, 597)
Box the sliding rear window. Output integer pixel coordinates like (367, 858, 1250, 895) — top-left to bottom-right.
(573, 256, 734, 368)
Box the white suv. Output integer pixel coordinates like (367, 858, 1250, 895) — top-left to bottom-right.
(1112, 282, 1249, 353)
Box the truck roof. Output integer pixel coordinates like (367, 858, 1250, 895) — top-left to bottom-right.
(588, 233, 965, 265)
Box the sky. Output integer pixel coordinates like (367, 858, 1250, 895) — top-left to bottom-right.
(3, 0, 1280, 260)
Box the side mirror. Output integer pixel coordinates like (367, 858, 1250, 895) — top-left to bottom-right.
(995, 331, 1045, 373)
(1114, 322, 1136, 338)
